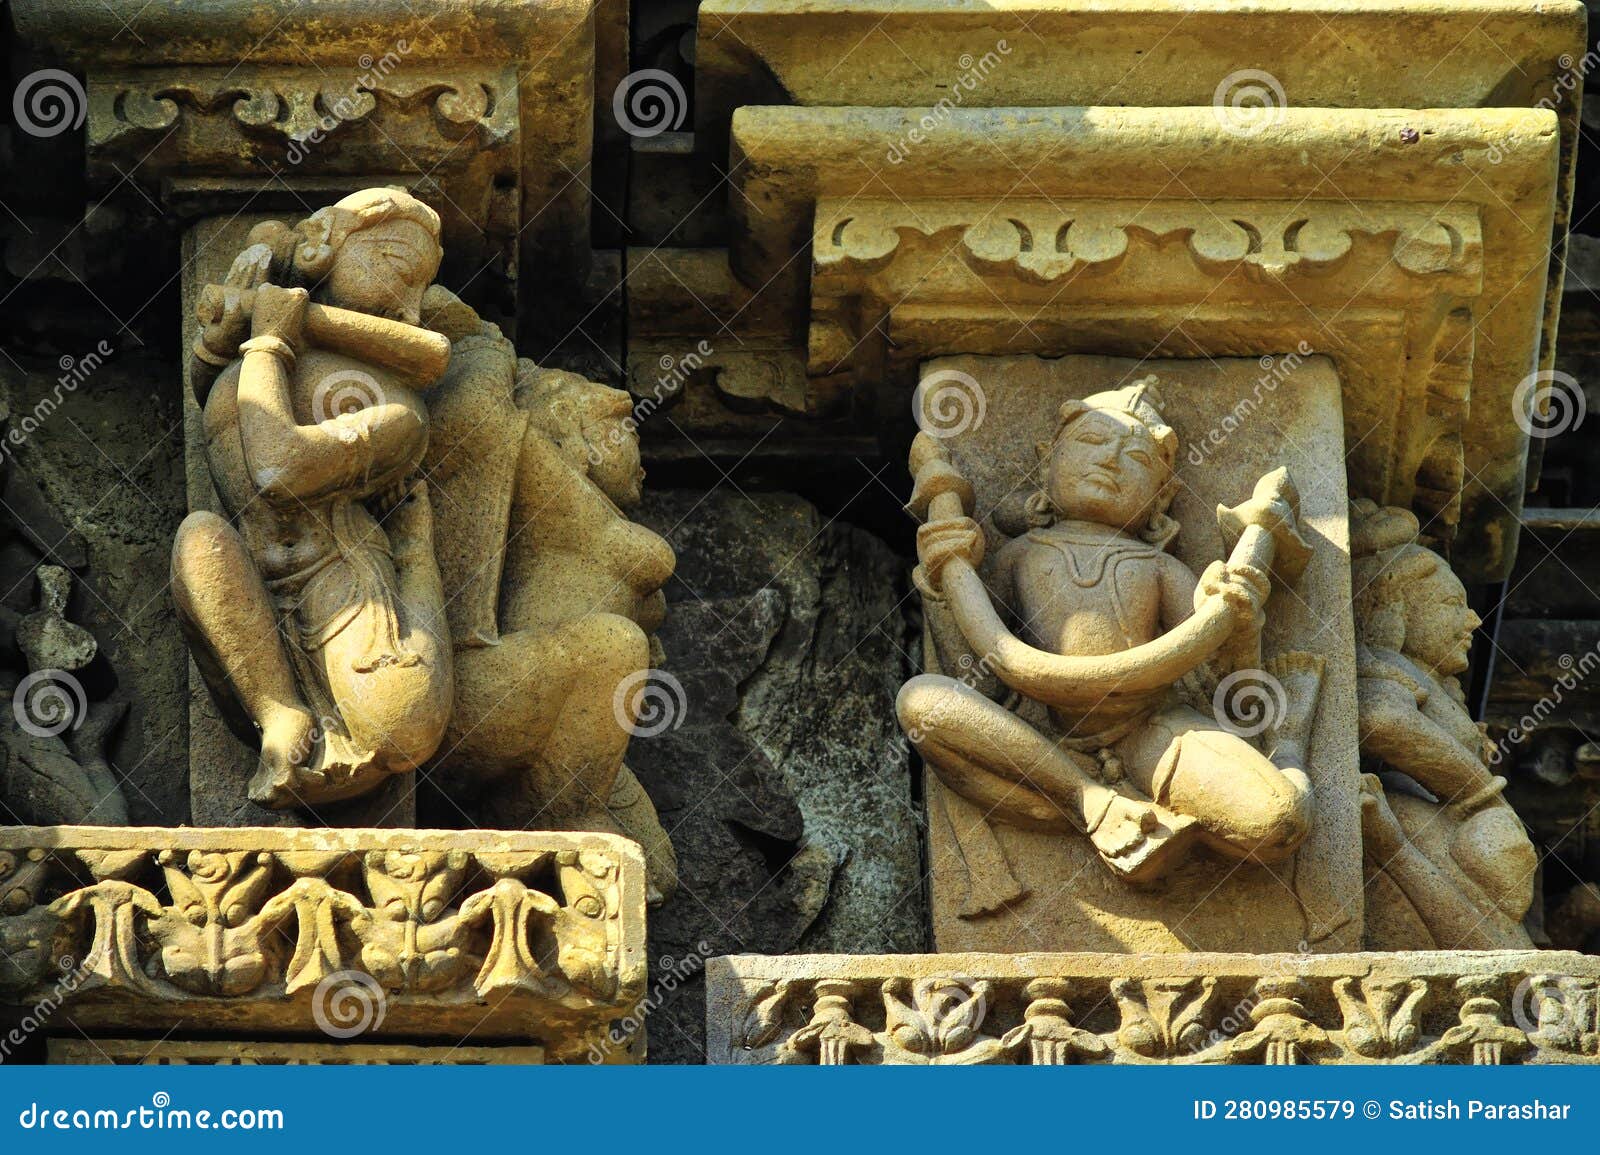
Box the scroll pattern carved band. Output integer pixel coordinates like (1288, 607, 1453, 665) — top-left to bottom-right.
(94, 70, 518, 157)
(719, 958, 1600, 1066)
(0, 828, 645, 1051)
(814, 199, 1482, 286)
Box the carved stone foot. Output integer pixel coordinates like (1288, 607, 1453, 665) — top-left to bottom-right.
(1358, 773, 1407, 860)
(249, 705, 390, 809)
(248, 703, 320, 808)
(605, 764, 679, 904)
(1088, 795, 1200, 884)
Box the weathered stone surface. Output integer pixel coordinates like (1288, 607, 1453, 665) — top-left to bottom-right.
(707, 951, 1600, 1065)
(12, 0, 600, 342)
(0, 826, 646, 1063)
(48, 1038, 548, 1065)
(173, 191, 679, 906)
(1351, 500, 1538, 951)
(0, 356, 186, 825)
(632, 489, 924, 1061)
(905, 354, 1361, 955)
(725, 106, 1559, 582)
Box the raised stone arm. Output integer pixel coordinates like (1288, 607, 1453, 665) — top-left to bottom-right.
(197, 283, 451, 388)
(907, 434, 1308, 709)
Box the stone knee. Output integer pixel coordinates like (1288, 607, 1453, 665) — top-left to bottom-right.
(896, 674, 961, 746)
(172, 511, 244, 603)
(341, 664, 452, 770)
(1157, 729, 1312, 862)
(896, 675, 1069, 829)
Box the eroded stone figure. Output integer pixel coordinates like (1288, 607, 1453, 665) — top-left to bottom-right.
(419, 289, 678, 899)
(1351, 499, 1536, 948)
(898, 380, 1322, 884)
(173, 189, 455, 808)
(171, 187, 677, 897)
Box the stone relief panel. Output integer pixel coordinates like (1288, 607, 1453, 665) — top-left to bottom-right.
(0, 399, 143, 828)
(1352, 500, 1540, 951)
(900, 354, 1363, 954)
(0, 827, 646, 1062)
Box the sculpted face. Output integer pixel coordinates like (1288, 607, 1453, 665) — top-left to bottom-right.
(1403, 561, 1480, 676)
(323, 219, 441, 325)
(1045, 409, 1170, 531)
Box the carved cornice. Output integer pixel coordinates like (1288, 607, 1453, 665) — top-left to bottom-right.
(709, 953, 1600, 1066)
(93, 71, 518, 162)
(815, 200, 1483, 287)
(0, 827, 647, 1061)
(726, 105, 1559, 581)
(13, 0, 599, 339)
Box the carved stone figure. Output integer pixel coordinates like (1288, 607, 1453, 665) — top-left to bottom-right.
(0, 566, 128, 826)
(898, 380, 1322, 886)
(173, 188, 456, 809)
(1351, 499, 1537, 949)
(171, 187, 676, 899)
(418, 290, 678, 900)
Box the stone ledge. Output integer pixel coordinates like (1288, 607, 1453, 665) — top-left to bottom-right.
(707, 952, 1600, 1064)
(0, 827, 647, 1062)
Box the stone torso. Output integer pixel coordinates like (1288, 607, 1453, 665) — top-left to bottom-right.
(1006, 523, 1168, 657)
(201, 348, 428, 582)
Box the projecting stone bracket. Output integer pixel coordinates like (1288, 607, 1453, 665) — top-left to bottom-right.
(0, 827, 648, 1063)
(723, 105, 1561, 581)
(12, 0, 599, 338)
(708, 953, 1600, 1066)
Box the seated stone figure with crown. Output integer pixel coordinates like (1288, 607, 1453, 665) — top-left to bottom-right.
(898, 380, 1325, 884)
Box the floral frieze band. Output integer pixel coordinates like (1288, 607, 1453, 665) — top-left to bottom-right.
(0, 827, 647, 1062)
(708, 953, 1600, 1066)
